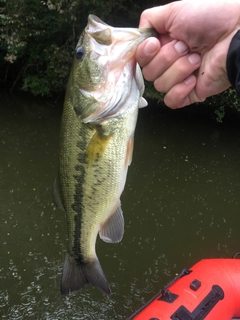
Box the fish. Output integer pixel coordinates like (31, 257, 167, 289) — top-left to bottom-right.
(53, 14, 155, 296)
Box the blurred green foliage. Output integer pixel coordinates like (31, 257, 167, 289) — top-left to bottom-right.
(0, 0, 161, 96)
(208, 88, 240, 122)
(0, 0, 239, 120)
(148, 85, 240, 123)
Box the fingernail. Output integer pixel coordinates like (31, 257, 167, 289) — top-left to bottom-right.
(143, 39, 158, 55)
(174, 41, 188, 54)
(188, 53, 201, 65)
(184, 75, 195, 85)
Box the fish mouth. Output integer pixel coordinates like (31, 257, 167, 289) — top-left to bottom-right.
(87, 14, 156, 36)
(86, 14, 157, 62)
(110, 27, 156, 64)
(87, 14, 157, 40)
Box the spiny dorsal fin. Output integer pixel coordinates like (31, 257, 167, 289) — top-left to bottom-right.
(99, 202, 124, 243)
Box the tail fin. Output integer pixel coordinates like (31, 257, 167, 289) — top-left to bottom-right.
(60, 254, 111, 296)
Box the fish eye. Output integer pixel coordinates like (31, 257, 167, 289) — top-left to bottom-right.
(75, 46, 84, 60)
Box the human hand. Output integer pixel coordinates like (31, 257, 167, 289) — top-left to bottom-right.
(136, 0, 240, 108)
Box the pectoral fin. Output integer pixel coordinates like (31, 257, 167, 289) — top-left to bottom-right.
(139, 97, 148, 108)
(99, 202, 124, 243)
(125, 135, 134, 168)
(135, 63, 148, 108)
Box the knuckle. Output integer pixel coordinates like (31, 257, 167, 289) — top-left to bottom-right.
(164, 95, 180, 109)
(168, 85, 186, 103)
(140, 9, 151, 21)
(175, 61, 188, 74)
(154, 79, 165, 93)
(161, 46, 175, 64)
(142, 67, 155, 82)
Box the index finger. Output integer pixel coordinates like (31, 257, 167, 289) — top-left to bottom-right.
(136, 37, 160, 67)
(139, 3, 177, 33)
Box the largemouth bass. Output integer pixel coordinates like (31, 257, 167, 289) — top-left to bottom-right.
(54, 15, 155, 296)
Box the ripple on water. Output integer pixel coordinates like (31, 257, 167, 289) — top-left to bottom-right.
(20, 293, 36, 307)
(42, 296, 50, 306)
(6, 305, 22, 320)
(0, 290, 9, 308)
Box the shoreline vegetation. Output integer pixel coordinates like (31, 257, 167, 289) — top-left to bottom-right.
(0, 0, 239, 121)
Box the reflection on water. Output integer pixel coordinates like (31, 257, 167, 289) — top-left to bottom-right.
(1, 92, 240, 319)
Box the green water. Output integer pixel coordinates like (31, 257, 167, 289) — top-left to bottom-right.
(1, 92, 240, 319)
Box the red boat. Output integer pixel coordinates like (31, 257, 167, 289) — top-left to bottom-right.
(128, 258, 240, 320)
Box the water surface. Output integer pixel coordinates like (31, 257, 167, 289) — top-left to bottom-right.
(1, 92, 240, 319)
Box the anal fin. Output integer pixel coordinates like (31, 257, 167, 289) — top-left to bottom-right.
(52, 176, 64, 211)
(99, 202, 124, 243)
